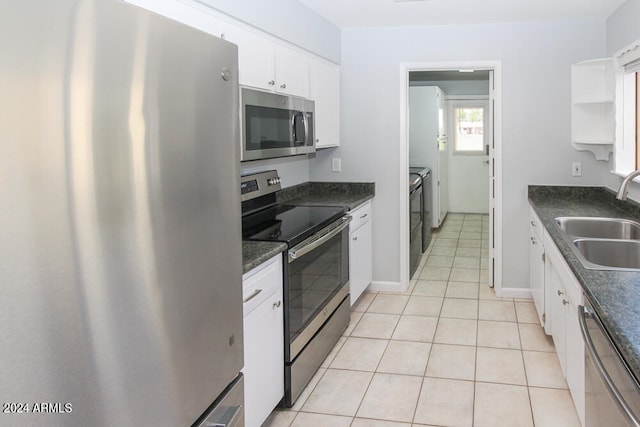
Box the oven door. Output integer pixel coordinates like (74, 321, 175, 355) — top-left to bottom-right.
(285, 215, 351, 361)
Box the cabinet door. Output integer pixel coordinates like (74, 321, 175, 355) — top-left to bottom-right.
(275, 45, 309, 97)
(529, 227, 545, 326)
(566, 295, 585, 427)
(242, 255, 284, 427)
(223, 24, 275, 92)
(547, 257, 567, 375)
(309, 58, 340, 148)
(349, 211, 372, 306)
(243, 291, 284, 427)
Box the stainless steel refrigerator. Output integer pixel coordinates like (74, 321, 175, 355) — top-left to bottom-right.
(0, 1, 244, 426)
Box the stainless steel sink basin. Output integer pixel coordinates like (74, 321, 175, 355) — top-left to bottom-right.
(573, 239, 640, 270)
(555, 217, 640, 240)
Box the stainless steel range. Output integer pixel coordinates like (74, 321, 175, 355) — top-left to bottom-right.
(241, 170, 351, 407)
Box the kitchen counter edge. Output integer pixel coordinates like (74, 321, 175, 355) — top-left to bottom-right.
(242, 241, 287, 275)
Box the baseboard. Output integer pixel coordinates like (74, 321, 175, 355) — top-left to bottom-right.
(499, 287, 532, 299)
(368, 280, 403, 293)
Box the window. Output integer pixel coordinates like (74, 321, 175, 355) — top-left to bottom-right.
(452, 101, 488, 154)
(614, 41, 640, 173)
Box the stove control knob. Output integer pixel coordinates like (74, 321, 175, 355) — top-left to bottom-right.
(267, 177, 281, 186)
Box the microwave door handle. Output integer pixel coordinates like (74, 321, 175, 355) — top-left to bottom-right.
(291, 113, 297, 144)
(303, 112, 309, 145)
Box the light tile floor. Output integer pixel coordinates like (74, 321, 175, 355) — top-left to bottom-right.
(263, 213, 581, 427)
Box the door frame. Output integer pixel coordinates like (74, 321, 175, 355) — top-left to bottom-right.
(399, 60, 503, 296)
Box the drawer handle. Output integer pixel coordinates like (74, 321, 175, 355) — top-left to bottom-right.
(273, 301, 281, 309)
(360, 213, 368, 219)
(243, 289, 262, 303)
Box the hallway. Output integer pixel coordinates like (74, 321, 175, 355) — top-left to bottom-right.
(264, 213, 581, 426)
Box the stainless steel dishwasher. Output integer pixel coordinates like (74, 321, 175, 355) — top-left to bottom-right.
(579, 297, 640, 426)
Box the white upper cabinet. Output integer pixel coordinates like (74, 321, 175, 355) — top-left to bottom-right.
(309, 58, 340, 148)
(275, 45, 309, 98)
(571, 58, 615, 160)
(223, 24, 309, 98)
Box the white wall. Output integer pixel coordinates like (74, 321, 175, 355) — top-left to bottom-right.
(606, 0, 640, 57)
(311, 20, 610, 289)
(606, 0, 640, 201)
(240, 156, 310, 187)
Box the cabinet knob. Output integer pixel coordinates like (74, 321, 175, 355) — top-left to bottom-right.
(280, 83, 287, 89)
(531, 221, 536, 227)
(562, 299, 569, 306)
(273, 300, 281, 309)
(268, 80, 275, 86)
(352, 236, 358, 241)
(557, 289, 565, 296)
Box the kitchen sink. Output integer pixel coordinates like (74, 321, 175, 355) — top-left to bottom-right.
(555, 217, 640, 240)
(554, 216, 640, 271)
(573, 239, 640, 270)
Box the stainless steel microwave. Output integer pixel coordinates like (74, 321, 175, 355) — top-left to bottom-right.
(240, 87, 315, 161)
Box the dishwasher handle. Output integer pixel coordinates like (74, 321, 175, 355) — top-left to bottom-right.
(578, 304, 640, 427)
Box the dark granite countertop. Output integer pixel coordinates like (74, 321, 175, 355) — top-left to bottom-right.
(242, 181, 374, 274)
(277, 181, 375, 210)
(528, 185, 640, 383)
(242, 241, 286, 275)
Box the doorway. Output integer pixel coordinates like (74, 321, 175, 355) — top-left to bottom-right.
(399, 61, 503, 296)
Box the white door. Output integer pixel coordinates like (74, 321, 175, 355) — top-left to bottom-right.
(488, 70, 496, 286)
(437, 88, 448, 224)
(447, 99, 490, 213)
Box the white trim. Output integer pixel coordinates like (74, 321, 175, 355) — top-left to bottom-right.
(400, 60, 503, 296)
(368, 280, 403, 293)
(616, 40, 640, 68)
(399, 66, 410, 292)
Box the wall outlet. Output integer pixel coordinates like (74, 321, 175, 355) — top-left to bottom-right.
(332, 157, 342, 172)
(572, 162, 582, 177)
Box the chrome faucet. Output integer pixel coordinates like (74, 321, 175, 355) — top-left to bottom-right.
(616, 170, 640, 200)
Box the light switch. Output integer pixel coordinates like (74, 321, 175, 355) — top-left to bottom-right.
(332, 157, 342, 172)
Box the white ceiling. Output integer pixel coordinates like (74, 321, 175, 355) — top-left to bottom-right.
(298, 0, 627, 28)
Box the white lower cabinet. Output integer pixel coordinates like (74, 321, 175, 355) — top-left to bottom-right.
(242, 254, 284, 427)
(529, 208, 546, 329)
(543, 228, 585, 426)
(349, 201, 372, 306)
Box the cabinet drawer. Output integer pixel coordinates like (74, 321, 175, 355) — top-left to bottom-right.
(530, 209, 544, 241)
(242, 254, 283, 316)
(350, 201, 372, 232)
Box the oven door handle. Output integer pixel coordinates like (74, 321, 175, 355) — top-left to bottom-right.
(288, 215, 352, 263)
(579, 304, 640, 427)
